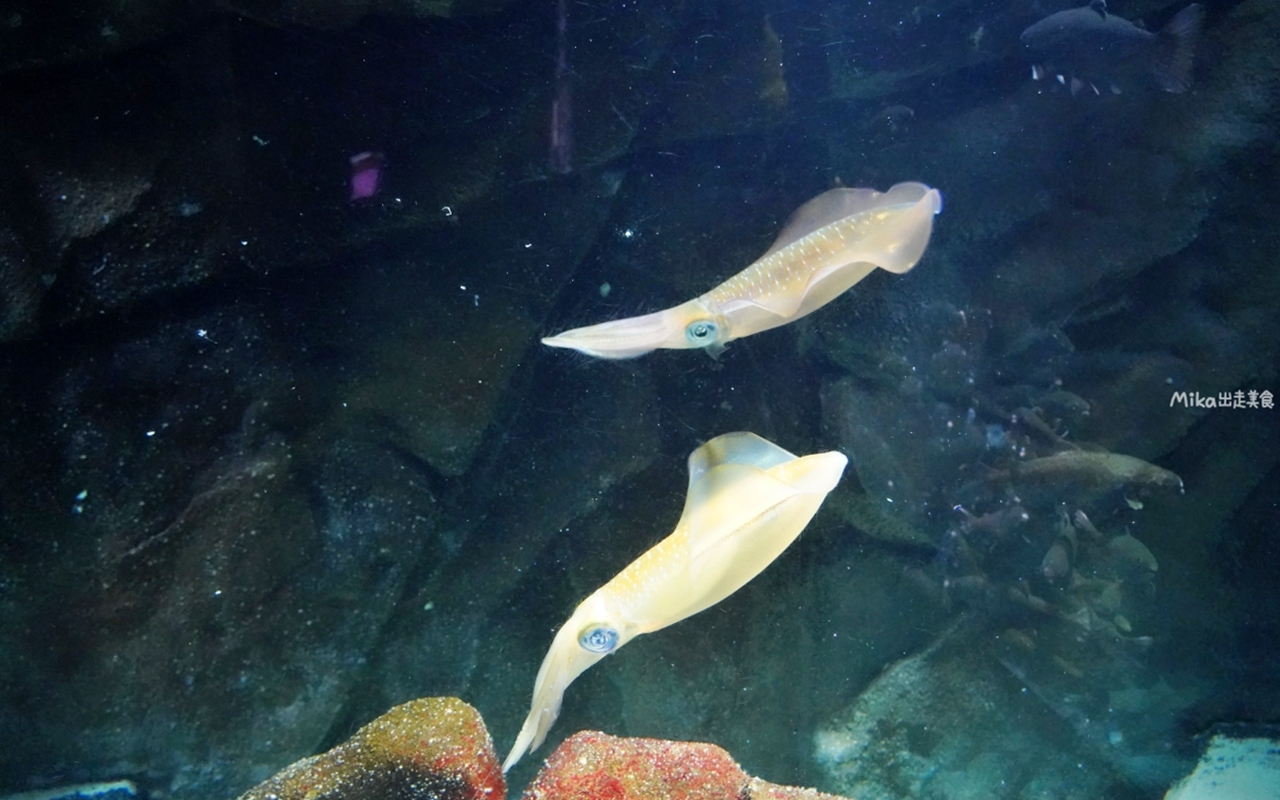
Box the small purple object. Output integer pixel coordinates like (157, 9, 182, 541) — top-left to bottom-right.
(349, 151, 384, 200)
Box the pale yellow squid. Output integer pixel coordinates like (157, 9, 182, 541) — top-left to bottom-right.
(502, 432, 848, 772)
(541, 181, 943, 358)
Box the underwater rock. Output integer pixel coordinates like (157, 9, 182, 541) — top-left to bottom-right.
(522, 732, 745, 800)
(1171, 0, 1280, 170)
(0, 0, 217, 72)
(1066, 352, 1199, 459)
(984, 143, 1208, 340)
(0, 0, 629, 338)
(0, 781, 139, 800)
(1, 49, 250, 330)
(0, 388, 442, 800)
(336, 270, 539, 477)
(1163, 725, 1280, 799)
(814, 622, 1119, 799)
(0, 225, 40, 341)
(821, 377, 979, 547)
(237, 698, 504, 800)
(819, 0, 1005, 102)
(630, 13, 793, 150)
(741, 778, 853, 800)
(522, 731, 849, 800)
(222, 0, 523, 30)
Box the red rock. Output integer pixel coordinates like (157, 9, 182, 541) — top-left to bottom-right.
(520, 731, 744, 800)
(237, 697, 505, 800)
(520, 731, 851, 800)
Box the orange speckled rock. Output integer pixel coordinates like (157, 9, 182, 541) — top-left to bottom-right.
(520, 731, 851, 800)
(238, 697, 505, 800)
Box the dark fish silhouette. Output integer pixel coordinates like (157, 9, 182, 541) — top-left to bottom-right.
(1021, 0, 1204, 94)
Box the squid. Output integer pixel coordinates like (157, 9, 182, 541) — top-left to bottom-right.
(502, 432, 848, 772)
(541, 181, 943, 358)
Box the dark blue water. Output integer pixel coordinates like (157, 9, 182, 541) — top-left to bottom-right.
(0, 0, 1276, 798)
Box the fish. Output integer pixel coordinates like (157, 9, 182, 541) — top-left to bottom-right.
(1004, 450, 1183, 511)
(541, 182, 942, 359)
(955, 502, 1029, 539)
(1033, 389, 1092, 419)
(1104, 532, 1158, 580)
(1040, 517, 1077, 582)
(502, 432, 848, 772)
(1020, 0, 1204, 95)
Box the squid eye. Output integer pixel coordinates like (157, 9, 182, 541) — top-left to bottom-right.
(578, 624, 619, 654)
(685, 320, 720, 346)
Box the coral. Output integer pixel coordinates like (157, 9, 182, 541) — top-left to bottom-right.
(237, 712, 851, 800)
(521, 731, 849, 800)
(237, 698, 505, 800)
(521, 731, 746, 800)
